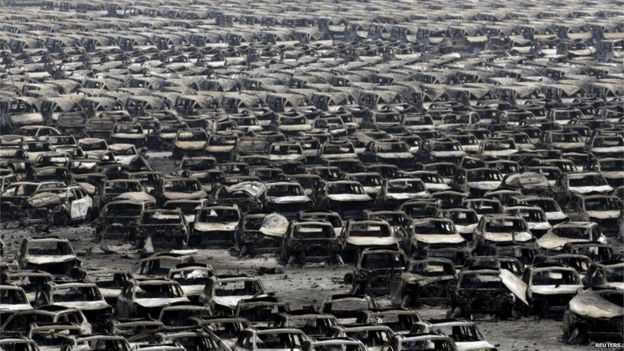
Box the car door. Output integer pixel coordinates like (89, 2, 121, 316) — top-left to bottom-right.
(69, 188, 92, 221)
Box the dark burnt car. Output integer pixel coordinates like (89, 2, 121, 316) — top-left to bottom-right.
(521, 264, 584, 318)
(18, 237, 81, 276)
(318, 294, 377, 325)
(234, 296, 290, 327)
(199, 275, 266, 314)
(563, 288, 624, 344)
(585, 261, 624, 290)
(396, 258, 457, 308)
(136, 208, 190, 253)
(95, 200, 147, 245)
(316, 180, 373, 216)
(347, 248, 407, 296)
(451, 269, 518, 320)
(192, 205, 241, 247)
(409, 217, 470, 267)
(340, 220, 399, 262)
(238, 212, 288, 256)
(34, 281, 112, 332)
(275, 309, 338, 338)
(265, 181, 313, 214)
(280, 220, 341, 265)
(82, 268, 133, 306)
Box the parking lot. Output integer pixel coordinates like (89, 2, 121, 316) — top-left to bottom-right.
(0, 0, 622, 350)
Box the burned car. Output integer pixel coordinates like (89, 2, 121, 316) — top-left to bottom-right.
(199, 275, 266, 314)
(396, 258, 457, 308)
(585, 261, 624, 290)
(280, 220, 341, 265)
(473, 215, 535, 255)
(538, 222, 608, 252)
(192, 205, 241, 247)
(238, 212, 289, 256)
(265, 181, 313, 214)
(34, 281, 112, 332)
(22, 185, 93, 226)
(96, 200, 148, 246)
(511, 264, 585, 318)
(409, 217, 470, 267)
(347, 248, 406, 296)
(115, 278, 189, 319)
(451, 269, 519, 320)
(18, 237, 80, 276)
(136, 208, 190, 253)
(83, 268, 132, 306)
(0, 285, 33, 320)
(316, 180, 373, 215)
(340, 220, 399, 262)
(563, 288, 624, 344)
(319, 294, 377, 325)
(167, 263, 214, 302)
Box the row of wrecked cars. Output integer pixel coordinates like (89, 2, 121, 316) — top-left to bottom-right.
(0, 0, 623, 349)
(0, 238, 504, 351)
(0, 237, 622, 350)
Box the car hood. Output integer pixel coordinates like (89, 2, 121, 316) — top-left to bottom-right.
(269, 195, 311, 204)
(530, 284, 583, 296)
(456, 340, 497, 351)
(134, 297, 189, 308)
(402, 272, 456, 286)
(468, 181, 501, 190)
(0, 303, 33, 312)
(259, 213, 289, 237)
(527, 222, 552, 230)
(114, 192, 156, 204)
(570, 185, 613, 194)
(24, 255, 77, 264)
(587, 210, 620, 219)
(195, 221, 239, 232)
(569, 289, 624, 319)
(175, 141, 207, 149)
(482, 231, 533, 243)
(456, 223, 477, 234)
(386, 192, 429, 200)
(544, 211, 568, 220)
(413, 234, 465, 245)
(346, 236, 396, 247)
(212, 295, 260, 309)
(55, 300, 110, 310)
(327, 194, 371, 202)
(377, 152, 413, 159)
(164, 190, 207, 200)
(180, 285, 204, 296)
(537, 232, 587, 250)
